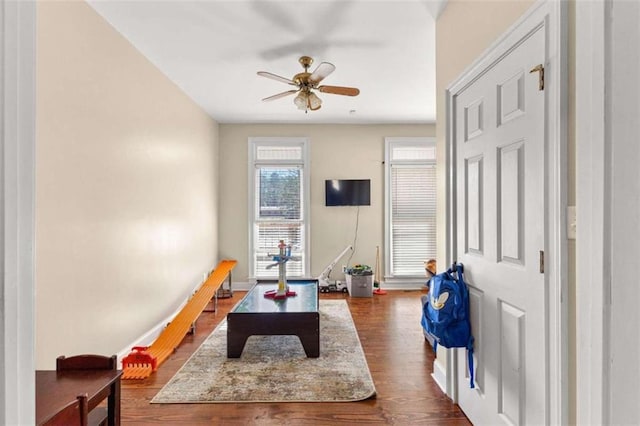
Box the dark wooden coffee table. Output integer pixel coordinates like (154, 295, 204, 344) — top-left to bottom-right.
(227, 280, 319, 358)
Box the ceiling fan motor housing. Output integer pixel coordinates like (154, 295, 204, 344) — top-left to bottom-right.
(293, 73, 313, 88)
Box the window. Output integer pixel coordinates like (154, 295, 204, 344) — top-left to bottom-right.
(249, 138, 310, 278)
(384, 137, 436, 279)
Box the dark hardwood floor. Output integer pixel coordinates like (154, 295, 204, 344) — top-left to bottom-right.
(121, 289, 471, 425)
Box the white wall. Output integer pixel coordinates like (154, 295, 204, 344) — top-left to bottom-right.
(219, 124, 434, 284)
(35, 1, 219, 369)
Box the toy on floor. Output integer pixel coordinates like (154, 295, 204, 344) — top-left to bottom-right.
(264, 240, 297, 299)
(346, 264, 373, 275)
(317, 245, 353, 293)
(373, 246, 386, 295)
(424, 259, 437, 288)
(319, 280, 348, 293)
(421, 259, 437, 345)
(121, 259, 237, 379)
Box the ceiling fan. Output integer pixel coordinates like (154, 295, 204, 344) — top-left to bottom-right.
(257, 56, 360, 112)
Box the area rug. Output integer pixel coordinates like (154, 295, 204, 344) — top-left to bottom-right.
(151, 300, 376, 403)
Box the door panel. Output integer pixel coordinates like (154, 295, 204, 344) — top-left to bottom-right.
(498, 140, 525, 264)
(465, 156, 483, 254)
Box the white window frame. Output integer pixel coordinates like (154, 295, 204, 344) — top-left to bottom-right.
(248, 137, 310, 279)
(384, 137, 436, 283)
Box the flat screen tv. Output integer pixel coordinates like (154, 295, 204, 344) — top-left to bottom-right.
(325, 179, 371, 206)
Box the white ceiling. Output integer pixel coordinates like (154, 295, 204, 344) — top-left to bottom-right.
(87, 1, 446, 124)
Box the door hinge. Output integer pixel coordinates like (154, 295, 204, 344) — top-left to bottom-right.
(530, 64, 544, 91)
(539, 250, 545, 274)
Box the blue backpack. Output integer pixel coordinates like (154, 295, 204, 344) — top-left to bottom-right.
(421, 263, 475, 388)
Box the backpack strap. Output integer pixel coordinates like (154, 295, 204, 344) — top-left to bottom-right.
(467, 337, 475, 389)
(456, 263, 475, 388)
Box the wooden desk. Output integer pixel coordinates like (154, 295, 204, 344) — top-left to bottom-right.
(36, 369, 122, 426)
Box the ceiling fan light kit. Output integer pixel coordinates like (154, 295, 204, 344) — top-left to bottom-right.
(294, 91, 322, 111)
(258, 56, 360, 113)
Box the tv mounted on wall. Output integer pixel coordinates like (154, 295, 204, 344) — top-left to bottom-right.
(325, 179, 371, 206)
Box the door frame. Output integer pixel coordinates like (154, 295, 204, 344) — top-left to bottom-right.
(1, 0, 37, 424)
(445, 0, 568, 424)
(574, 1, 639, 424)
(574, 3, 608, 424)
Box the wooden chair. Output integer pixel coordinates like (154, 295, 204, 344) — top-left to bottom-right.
(56, 355, 117, 426)
(43, 393, 88, 426)
(56, 354, 117, 371)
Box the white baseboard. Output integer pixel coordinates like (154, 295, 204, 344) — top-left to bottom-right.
(116, 322, 165, 365)
(377, 281, 427, 291)
(432, 358, 448, 394)
(240, 281, 426, 291)
(232, 281, 255, 291)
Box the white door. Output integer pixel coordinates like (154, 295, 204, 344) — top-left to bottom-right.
(451, 16, 547, 426)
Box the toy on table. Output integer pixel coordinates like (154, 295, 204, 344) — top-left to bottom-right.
(264, 240, 297, 300)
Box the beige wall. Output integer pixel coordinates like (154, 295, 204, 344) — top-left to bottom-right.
(35, 1, 219, 369)
(219, 124, 434, 282)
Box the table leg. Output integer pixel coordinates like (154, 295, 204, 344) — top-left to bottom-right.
(298, 332, 320, 358)
(227, 333, 249, 358)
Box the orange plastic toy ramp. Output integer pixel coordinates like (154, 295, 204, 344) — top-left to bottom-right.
(122, 259, 237, 380)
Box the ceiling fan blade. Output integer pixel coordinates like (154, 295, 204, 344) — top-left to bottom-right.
(309, 62, 336, 84)
(250, 1, 300, 34)
(257, 71, 296, 86)
(318, 85, 360, 96)
(262, 90, 299, 102)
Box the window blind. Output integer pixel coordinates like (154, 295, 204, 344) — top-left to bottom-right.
(253, 166, 304, 278)
(390, 165, 437, 276)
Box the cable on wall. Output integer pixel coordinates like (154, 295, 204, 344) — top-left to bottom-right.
(346, 205, 360, 267)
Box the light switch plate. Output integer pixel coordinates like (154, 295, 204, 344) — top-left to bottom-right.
(567, 206, 576, 240)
